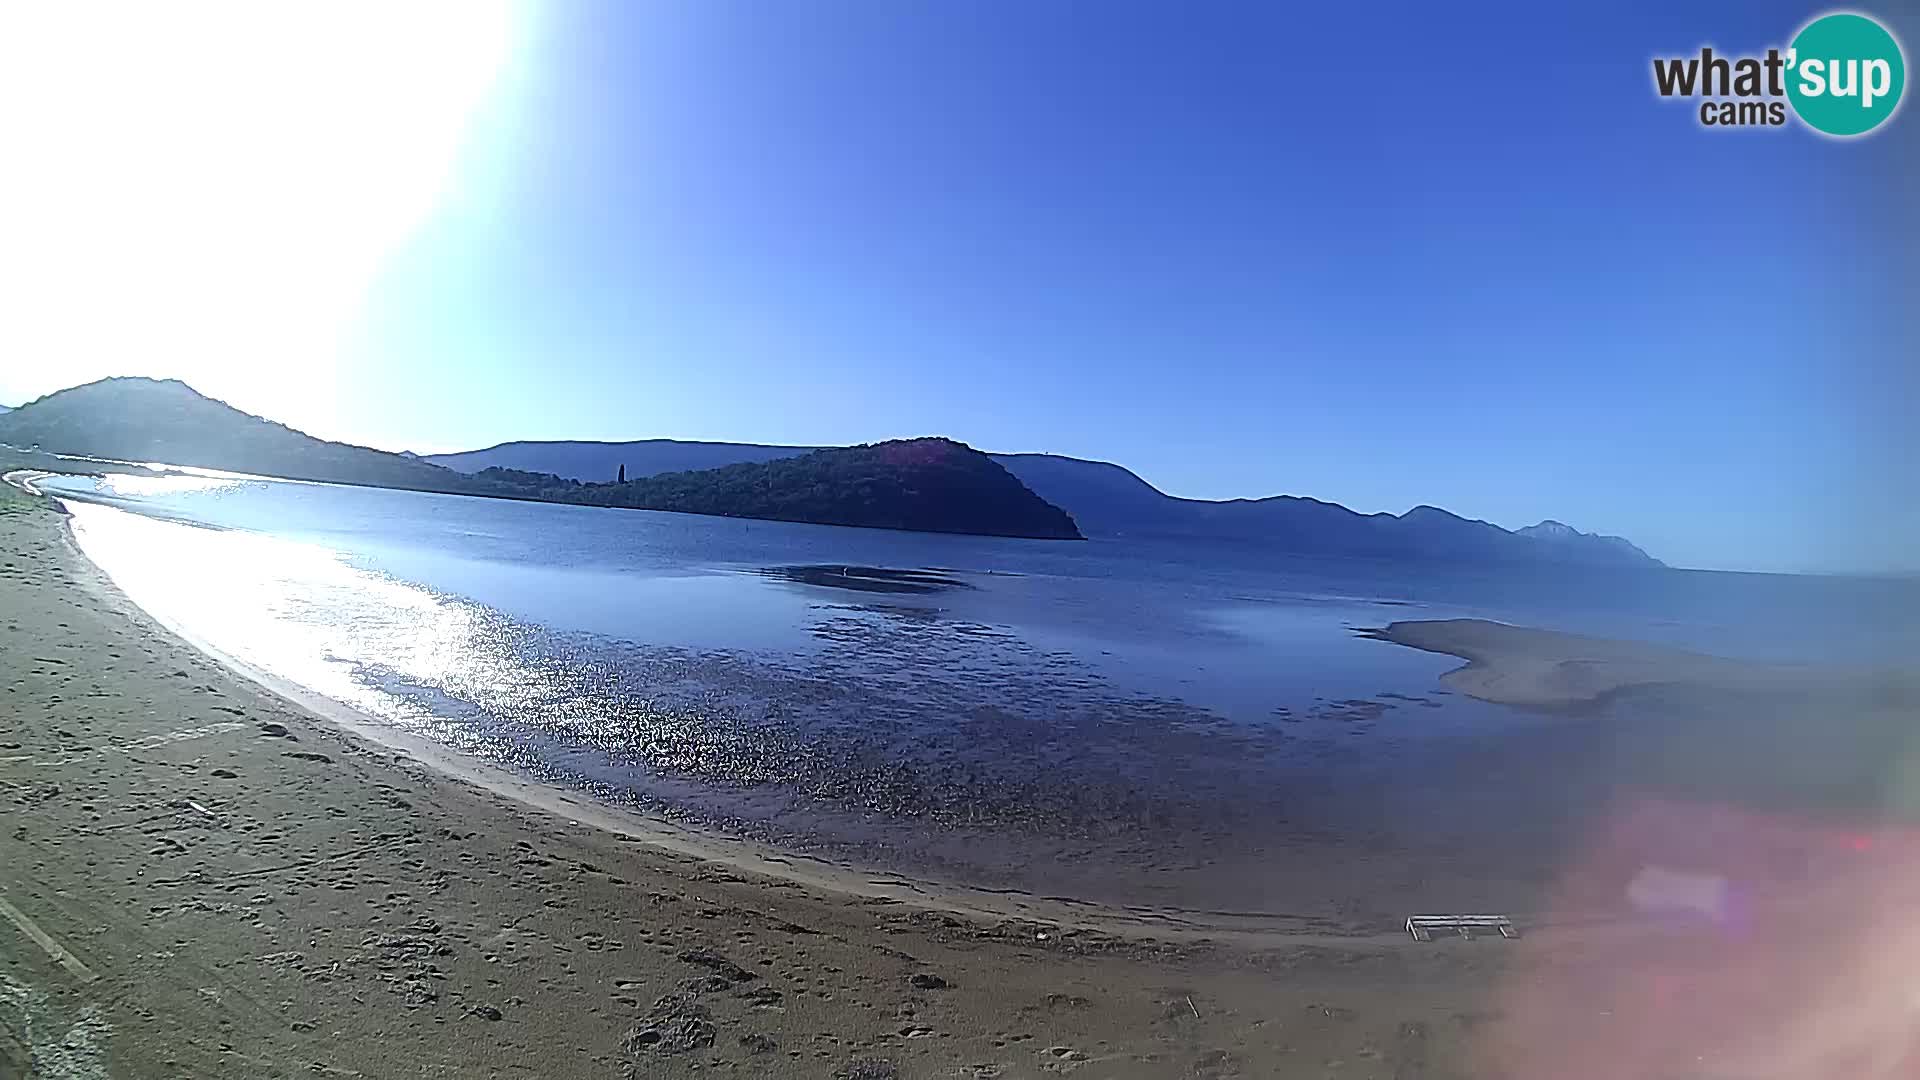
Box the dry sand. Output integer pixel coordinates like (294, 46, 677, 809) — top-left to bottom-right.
(0, 481, 1515, 1078)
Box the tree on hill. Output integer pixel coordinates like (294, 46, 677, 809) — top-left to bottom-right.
(571, 438, 1083, 539)
(0, 378, 1083, 539)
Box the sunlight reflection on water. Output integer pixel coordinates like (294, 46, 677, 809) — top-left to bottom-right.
(71, 495, 1920, 1055)
(61, 478, 1903, 917)
(68, 501, 491, 726)
(66, 496, 1456, 839)
(96, 472, 253, 498)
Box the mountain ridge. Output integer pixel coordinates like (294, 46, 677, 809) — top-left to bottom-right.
(0, 378, 1082, 540)
(430, 440, 1660, 566)
(0, 378, 1656, 563)
(429, 438, 820, 480)
(1, 378, 487, 494)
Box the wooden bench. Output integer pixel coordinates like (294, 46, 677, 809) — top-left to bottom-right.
(1405, 914, 1517, 941)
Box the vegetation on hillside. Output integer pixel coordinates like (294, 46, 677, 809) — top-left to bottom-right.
(481, 438, 1084, 539)
(0, 379, 1083, 540)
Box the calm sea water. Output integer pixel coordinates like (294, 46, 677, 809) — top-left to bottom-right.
(38, 471, 1920, 920)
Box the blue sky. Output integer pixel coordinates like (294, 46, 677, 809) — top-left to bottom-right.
(3, 2, 1912, 572)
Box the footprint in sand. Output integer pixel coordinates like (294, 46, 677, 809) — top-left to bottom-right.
(736, 986, 783, 1008)
(1192, 1048, 1232, 1076)
(1041, 1046, 1090, 1071)
(738, 1033, 778, 1055)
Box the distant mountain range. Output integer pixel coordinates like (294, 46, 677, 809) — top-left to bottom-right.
(0, 379, 1081, 540)
(0, 377, 1657, 562)
(428, 439, 817, 479)
(429, 440, 1660, 566)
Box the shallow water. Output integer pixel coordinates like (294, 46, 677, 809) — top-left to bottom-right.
(39, 471, 1920, 919)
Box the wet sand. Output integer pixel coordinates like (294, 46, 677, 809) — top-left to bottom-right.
(1360, 618, 1911, 711)
(0, 478, 1515, 1077)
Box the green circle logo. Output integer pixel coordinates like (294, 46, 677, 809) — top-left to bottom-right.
(1787, 12, 1906, 136)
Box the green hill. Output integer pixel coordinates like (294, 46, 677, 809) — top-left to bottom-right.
(0, 379, 1082, 539)
(482, 438, 1084, 539)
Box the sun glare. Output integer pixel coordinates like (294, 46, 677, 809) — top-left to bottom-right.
(0, 1, 518, 431)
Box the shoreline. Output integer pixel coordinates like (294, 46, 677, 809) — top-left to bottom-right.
(2, 450, 1086, 543)
(0, 475, 1506, 1078)
(40, 463, 1876, 920)
(39, 470, 1395, 947)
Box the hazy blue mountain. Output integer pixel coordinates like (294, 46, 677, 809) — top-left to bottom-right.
(1515, 519, 1658, 565)
(997, 452, 1659, 565)
(0, 404, 12, 415)
(428, 440, 816, 483)
(429, 439, 1658, 566)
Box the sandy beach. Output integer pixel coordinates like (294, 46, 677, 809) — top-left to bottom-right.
(11, 471, 1920, 1078)
(0, 479, 1517, 1077)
